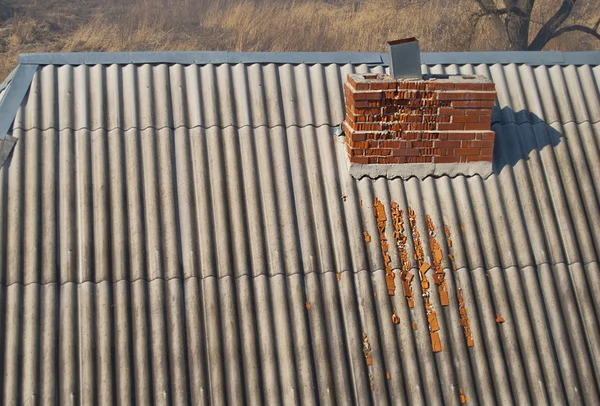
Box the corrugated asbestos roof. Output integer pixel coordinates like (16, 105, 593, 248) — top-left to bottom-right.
(0, 52, 599, 405)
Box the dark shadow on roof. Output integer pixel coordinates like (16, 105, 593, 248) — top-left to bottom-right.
(491, 107, 563, 174)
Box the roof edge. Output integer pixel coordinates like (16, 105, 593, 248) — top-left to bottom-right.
(16, 51, 600, 66)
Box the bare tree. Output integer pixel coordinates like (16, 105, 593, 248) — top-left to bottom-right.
(474, 0, 600, 50)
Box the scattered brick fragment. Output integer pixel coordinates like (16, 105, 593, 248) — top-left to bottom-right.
(496, 314, 505, 323)
(457, 286, 474, 347)
(375, 197, 395, 295)
(305, 302, 311, 310)
(341, 195, 347, 201)
(427, 311, 440, 332)
(431, 331, 443, 353)
(392, 308, 400, 324)
(386, 372, 391, 380)
(363, 333, 373, 365)
(460, 388, 468, 404)
(412, 323, 417, 331)
(426, 215, 449, 306)
(448, 253, 457, 271)
(444, 225, 453, 247)
(391, 202, 414, 307)
(364, 231, 372, 243)
(409, 208, 443, 352)
(337, 272, 342, 281)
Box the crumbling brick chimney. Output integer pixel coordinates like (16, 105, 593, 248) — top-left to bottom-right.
(344, 73, 496, 172)
(343, 59, 497, 178)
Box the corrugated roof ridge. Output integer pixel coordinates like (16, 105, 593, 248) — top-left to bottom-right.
(2, 258, 597, 287)
(11, 116, 600, 133)
(10, 122, 340, 133)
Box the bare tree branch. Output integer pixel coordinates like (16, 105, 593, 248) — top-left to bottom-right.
(528, 0, 577, 50)
(476, 7, 510, 17)
(550, 18, 600, 41)
(473, 0, 599, 51)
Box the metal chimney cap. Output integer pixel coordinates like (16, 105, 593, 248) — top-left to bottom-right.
(387, 37, 422, 79)
(387, 37, 418, 46)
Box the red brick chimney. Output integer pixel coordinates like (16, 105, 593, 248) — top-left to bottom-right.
(343, 73, 497, 177)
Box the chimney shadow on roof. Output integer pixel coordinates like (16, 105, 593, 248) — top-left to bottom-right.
(491, 107, 563, 174)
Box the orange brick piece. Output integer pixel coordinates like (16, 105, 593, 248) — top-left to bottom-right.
(363, 333, 373, 365)
(460, 388, 468, 404)
(343, 73, 496, 166)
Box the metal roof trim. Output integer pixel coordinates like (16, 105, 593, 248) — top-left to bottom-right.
(0, 66, 18, 94)
(0, 64, 38, 168)
(16, 51, 600, 66)
(18, 51, 385, 66)
(0, 64, 38, 140)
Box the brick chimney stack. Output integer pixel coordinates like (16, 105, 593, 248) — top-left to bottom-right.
(343, 73, 497, 177)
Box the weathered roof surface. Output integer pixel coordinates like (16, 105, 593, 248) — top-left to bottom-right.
(0, 52, 600, 405)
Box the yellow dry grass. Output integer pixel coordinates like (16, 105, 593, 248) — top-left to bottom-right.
(0, 0, 598, 80)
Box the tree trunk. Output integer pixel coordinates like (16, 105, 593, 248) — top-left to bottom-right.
(503, 0, 534, 50)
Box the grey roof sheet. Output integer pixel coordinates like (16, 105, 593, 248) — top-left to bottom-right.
(0, 53, 600, 404)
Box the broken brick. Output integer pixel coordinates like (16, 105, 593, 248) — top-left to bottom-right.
(363, 333, 373, 365)
(457, 286, 474, 347)
(391, 201, 414, 306)
(392, 308, 400, 324)
(439, 290, 449, 306)
(460, 388, 468, 404)
(430, 331, 443, 352)
(427, 311, 440, 332)
(426, 215, 449, 306)
(375, 197, 395, 295)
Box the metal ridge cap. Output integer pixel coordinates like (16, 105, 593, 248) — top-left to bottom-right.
(420, 51, 600, 66)
(18, 51, 385, 66)
(16, 50, 600, 67)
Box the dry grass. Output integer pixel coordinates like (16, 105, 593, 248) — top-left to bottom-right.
(0, 0, 598, 80)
